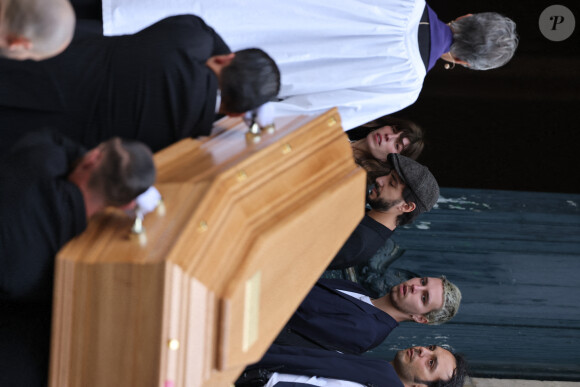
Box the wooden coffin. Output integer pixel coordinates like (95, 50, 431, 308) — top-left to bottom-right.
(50, 109, 366, 387)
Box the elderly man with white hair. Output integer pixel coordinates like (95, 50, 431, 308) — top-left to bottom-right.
(98, 0, 518, 129)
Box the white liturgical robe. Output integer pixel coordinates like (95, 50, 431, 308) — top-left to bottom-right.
(102, 0, 427, 130)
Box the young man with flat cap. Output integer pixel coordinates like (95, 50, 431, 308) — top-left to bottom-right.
(329, 153, 440, 270)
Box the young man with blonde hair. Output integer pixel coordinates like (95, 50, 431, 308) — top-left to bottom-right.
(276, 276, 461, 354)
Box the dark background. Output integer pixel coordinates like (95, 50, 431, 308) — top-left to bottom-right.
(394, 0, 580, 194)
(358, 1, 580, 380)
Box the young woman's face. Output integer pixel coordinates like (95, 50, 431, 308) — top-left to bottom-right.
(365, 126, 410, 161)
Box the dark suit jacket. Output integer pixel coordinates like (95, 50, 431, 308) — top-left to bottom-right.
(0, 130, 88, 387)
(284, 279, 398, 354)
(239, 344, 404, 387)
(0, 15, 230, 152)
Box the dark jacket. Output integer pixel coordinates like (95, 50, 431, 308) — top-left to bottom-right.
(0, 15, 230, 152)
(0, 129, 88, 387)
(0, 129, 87, 302)
(328, 214, 393, 270)
(283, 279, 398, 354)
(238, 344, 404, 387)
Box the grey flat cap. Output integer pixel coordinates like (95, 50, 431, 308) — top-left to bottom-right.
(388, 153, 439, 214)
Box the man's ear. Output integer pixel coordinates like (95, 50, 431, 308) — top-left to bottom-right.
(411, 314, 429, 324)
(440, 52, 469, 67)
(68, 148, 103, 187)
(82, 148, 103, 169)
(207, 53, 235, 68)
(400, 201, 416, 213)
(119, 199, 137, 211)
(7, 35, 32, 51)
(206, 53, 236, 76)
(213, 52, 235, 65)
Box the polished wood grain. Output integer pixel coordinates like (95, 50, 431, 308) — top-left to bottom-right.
(50, 109, 366, 387)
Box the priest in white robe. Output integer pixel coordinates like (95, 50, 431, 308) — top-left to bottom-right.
(100, 0, 517, 130)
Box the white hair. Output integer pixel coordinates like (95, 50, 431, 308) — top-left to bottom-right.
(450, 12, 519, 70)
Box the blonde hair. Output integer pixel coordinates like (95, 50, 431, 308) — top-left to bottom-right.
(424, 276, 462, 325)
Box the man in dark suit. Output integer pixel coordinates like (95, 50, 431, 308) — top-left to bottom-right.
(0, 129, 156, 386)
(276, 277, 461, 354)
(236, 344, 468, 387)
(0, 15, 280, 152)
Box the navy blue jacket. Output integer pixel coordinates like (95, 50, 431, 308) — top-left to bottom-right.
(285, 279, 398, 354)
(242, 344, 403, 387)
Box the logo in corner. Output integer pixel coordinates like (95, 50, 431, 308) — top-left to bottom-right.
(539, 5, 575, 41)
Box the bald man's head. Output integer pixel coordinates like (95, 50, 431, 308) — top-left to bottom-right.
(0, 0, 75, 60)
